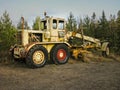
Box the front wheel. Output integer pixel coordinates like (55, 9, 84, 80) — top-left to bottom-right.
(50, 44, 70, 64)
(102, 46, 110, 57)
(26, 45, 48, 68)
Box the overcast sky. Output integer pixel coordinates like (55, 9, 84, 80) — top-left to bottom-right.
(0, 0, 120, 27)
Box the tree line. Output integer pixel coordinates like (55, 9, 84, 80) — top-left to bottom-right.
(66, 11, 120, 54)
(0, 10, 120, 54)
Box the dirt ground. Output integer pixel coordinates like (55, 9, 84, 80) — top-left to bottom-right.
(0, 54, 120, 90)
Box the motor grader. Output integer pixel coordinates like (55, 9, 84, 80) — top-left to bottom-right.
(10, 16, 110, 68)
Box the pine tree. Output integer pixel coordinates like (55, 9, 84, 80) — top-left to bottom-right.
(0, 11, 17, 50)
(83, 15, 91, 36)
(32, 16, 42, 30)
(66, 12, 77, 31)
(90, 12, 96, 37)
(108, 14, 117, 51)
(116, 10, 120, 54)
(97, 11, 109, 40)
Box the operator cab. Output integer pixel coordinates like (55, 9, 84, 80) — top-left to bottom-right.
(41, 17, 66, 41)
(41, 17, 66, 30)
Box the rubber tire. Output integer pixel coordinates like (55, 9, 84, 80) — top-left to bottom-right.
(50, 44, 70, 64)
(102, 46, 110, 57)
(26, 45, 48, 68)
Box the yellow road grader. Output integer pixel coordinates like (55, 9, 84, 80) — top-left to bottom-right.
(10, 16, 110, 68)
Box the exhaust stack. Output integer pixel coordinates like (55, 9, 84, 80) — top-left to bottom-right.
(21, 17, 24, 46)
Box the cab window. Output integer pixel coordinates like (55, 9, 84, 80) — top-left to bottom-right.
(58, 20, 64, 30)
(53, 19, 57, 29)
(41, 20, 47, 30)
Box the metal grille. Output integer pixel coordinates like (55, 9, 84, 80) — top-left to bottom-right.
(16, 31, 22, 45)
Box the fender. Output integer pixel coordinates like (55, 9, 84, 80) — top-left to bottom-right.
(25, 42, 41, 54)
(101, 42, 109, 51)
(25, 42, 71, 55)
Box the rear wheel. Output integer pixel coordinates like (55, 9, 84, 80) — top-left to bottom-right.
(26, 45, 48, 68)
(50, 44, 70, 64)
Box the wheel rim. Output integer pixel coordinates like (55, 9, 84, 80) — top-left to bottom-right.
(106, 47, 110, 56)
(57, 49, 66, 61)
(33, 50, 45, 64)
